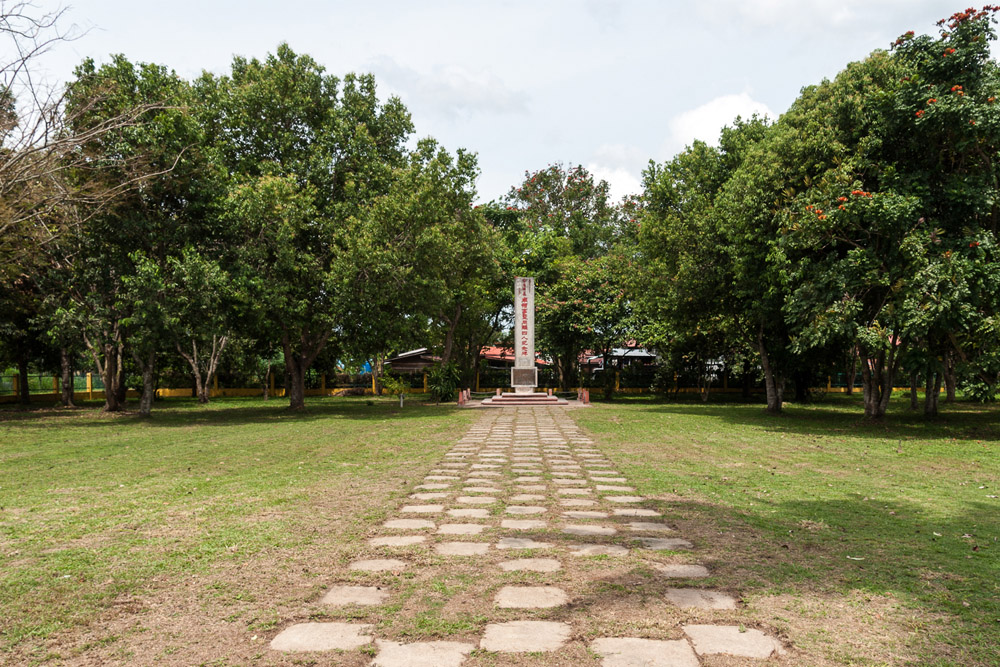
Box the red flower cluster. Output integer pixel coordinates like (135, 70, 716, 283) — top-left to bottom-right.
(952, 85, 963, 92)
(970, 241, 981, 247)
(838, 196, 848, 202)
(937, 6, 1000, 30)
(916, 110, 925, 117)
(851, 190, 874, 198)
(990, 97, 996, 103)
(943, 48, 957, 57)
(928, 98, 937, 104)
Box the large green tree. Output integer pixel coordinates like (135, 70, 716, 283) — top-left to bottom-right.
(202, 45, 414, 409)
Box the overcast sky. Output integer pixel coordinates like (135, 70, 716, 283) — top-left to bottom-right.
(29, 0, 970, 203)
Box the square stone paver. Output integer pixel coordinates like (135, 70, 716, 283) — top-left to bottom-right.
(320, 585, 389, 606)
(499, 558, 562, 572)
(628, 522, 673, 532)
(401, 505, 444, 514)
(498, 537, 553, 549)
(666, 589, 737, 609)
(435, 542, 490, 556)
(563, 524, 616, 536)
(270, 622, 372, 652)
(563, 510, 609, 519)
(682, 625, 785, 658)
(373, 639, 475, 666)
(613, 508, 661, 517)
(506, 505, 547, 515)
(384, 519, 435, 530)
(437, 523, 486, 535)
(410, 493, 448, 500)
(560, 499, 597, 507)
(654, 563, 710, 578)
(511, 494, 546, 502)
(456, 496, 496, 505)
(480, 620, 571, 653)
(605, 496, 646, 503)
(568, 544, 629, 556)
(447, 508, 489, 518)
(501, 519, 547, 530)
(495, 585, 568, 608)
(635, 537, 693, 550)
(369, 535, 426, 547)
(590, 637, 699, 667)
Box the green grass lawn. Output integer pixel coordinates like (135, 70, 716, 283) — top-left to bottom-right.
(3, 393, 998, 665)
(0, 396, 475, 664)
(574, 393, 1000, 666)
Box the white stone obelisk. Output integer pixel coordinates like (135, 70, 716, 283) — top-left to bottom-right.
(512, 277, 537, 393)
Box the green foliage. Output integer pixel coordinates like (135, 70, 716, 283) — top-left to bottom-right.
(427, 362, 461, 402)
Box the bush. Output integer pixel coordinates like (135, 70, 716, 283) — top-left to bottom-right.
(428, 363, 460, 402)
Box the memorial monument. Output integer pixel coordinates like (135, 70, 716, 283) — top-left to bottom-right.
(512, 276, 537, 393)
(480, 276, 568, 406)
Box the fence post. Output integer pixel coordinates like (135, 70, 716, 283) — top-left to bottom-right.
(269, 372, 275, 397)
(12, 373, 19, 396)
(213, 374, 219, 397)
(371, 373, 376, 396)
(827, 375, 832, 391)
(321, 373, 326, 395)
(53, 376, 59, 394)
(423, 373, 428, 392)
(86, 373, 93, 400)
(615, 371, 621, 392)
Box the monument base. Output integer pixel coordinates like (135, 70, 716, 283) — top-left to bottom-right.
(480, 391, 569, 407)
(511, 367, 537, 393)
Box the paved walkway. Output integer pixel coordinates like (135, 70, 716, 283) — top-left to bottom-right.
(270, 406, 787, 665)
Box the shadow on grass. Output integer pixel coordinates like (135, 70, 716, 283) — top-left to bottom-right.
(601, 393, 1000, 443)
(0, 396, 464, 429)
(563, 494, 998, 664)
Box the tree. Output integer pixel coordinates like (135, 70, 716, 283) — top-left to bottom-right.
(204, 45, 413, 410)
(503, 164, 625, 389)
(57, 55, 209, 415)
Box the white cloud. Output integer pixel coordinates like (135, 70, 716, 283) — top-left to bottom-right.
(368, 55, 528, 120)
(587, 163, 643, 203)
(666, 93, 775, 156)
(700, 0, 878, 29)
(585, 143, 647, 202)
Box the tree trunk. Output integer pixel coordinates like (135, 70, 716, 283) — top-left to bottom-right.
(924, 369, 941, 416)
(758, 327, 782, 414)
(134, 348, 156, 417)
(60, 348, 75, 408)
(17, 355, 30, 405)
(845, 348, 858, 395)
(373, 353, 384, 396)
(285, 355, 306, 410)
(281, 330, 329, 411)
(440, 304, 462, 367)
(910, 370, 919, 411)
(116, 357, 127, 406)
(944, 351, 956, 403)
(103, 342, 124, 411)
(860, 336, 901, 419)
